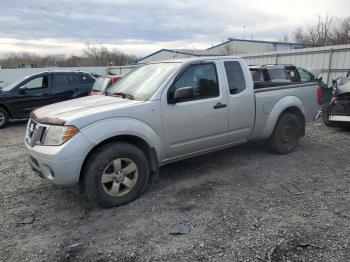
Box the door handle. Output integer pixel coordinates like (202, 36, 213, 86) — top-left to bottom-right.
(213, 102, 227, 109)
(41, 92, 49, 96)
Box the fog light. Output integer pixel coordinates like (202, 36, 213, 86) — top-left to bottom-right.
(43, 164, 55, 179)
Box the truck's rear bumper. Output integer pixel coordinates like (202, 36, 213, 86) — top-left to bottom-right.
(329, 115, 350, 122)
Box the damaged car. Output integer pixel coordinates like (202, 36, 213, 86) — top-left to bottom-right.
(322, 71, 350, 128)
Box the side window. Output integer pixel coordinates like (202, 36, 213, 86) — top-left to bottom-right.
(267, 68, 289, 81)
(54, 74, 79, 88)
(66, 74, 79, 85)
(54, 74, 69, 88)
(224, 61, 246, 94)
(171, 63, 219, 102)
(298, 68, 314, 82)
(24, 76, 48, 89)
(285, 68, 298, 82)
(250, 70, 264, 82)
(80, 74, 95, 84)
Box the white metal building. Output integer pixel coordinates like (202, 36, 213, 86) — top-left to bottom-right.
(138, 48, 220, 63)
(138, 38, 309, 63)
(208, 38, 309, 55)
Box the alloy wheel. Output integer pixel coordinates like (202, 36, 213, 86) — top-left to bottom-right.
(101, 158, 138, 197)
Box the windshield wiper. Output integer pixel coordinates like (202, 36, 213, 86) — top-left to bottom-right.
(111, 92, 136, 100)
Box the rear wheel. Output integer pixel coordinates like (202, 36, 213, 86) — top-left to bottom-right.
(0, 107, 9, 129)
(268, 113, 301, 154)
(82, 141, 150, 208)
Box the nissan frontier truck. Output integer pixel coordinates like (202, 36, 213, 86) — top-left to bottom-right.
(24, 56, 321, 208)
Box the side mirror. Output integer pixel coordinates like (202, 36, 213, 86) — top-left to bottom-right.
(169, 86, 194, 104)
(316, 76, 323, 81)
(19, 86, 27, 94)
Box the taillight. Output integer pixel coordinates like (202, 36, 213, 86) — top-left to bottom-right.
(316, 85, 322, 105)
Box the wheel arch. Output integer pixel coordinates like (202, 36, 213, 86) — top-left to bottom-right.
(281, 106, 305, 136)
(80, 134, 159, 183)
(0, 103, 12, 118)
(262, 96, 306, 139)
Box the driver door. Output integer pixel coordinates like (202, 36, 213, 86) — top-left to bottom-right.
(161, 61, 229, 160)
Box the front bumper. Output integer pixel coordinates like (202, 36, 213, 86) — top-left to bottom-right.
(329, 115, 350, 122)
(24, 132, 92, 186)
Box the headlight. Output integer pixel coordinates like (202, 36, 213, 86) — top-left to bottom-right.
(42, 125, 78, 146)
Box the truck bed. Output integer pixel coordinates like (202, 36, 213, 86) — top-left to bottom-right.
(249, 82, 320, 140)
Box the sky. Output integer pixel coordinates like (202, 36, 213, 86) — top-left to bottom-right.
(0, 0, 349, 58)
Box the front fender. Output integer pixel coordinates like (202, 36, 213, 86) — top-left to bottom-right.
(80, 117, 164, 159)
(262, 96, 305, 139)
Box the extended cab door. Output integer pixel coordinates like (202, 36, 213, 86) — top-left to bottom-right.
(221, 59, 255, 142)
(162, 61, 229, 159)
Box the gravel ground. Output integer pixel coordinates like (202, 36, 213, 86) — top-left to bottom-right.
(0, 120, 349, 262)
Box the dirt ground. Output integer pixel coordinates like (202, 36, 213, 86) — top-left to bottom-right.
(0, 120, 349, 262)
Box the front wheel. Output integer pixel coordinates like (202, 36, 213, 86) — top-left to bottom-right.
(268, 113, 301, 154)
(82, 141, 150, 208)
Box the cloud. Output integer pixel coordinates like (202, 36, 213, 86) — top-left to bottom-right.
(0, 0, 349, 56)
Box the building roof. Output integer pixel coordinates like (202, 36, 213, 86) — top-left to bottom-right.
(138, 48, 220, 62)
(207, 38, 309, 50)
(139, 38, 312, 63)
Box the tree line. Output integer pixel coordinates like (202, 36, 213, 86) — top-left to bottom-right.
(294, 15, 350, 46)
(0, 44, 138, 68)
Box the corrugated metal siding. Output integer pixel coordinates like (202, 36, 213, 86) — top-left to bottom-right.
(242, 44, 350, 86)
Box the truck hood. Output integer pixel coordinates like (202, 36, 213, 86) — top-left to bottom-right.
(31, 95, 143, 125)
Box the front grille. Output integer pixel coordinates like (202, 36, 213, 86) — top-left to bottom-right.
(331, 98, 350, 116)
(26, 120, 46, 147)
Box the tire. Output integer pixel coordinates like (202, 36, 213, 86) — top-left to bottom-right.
(0, 107, 9, 129)
(82, 141, 150, 208)
(322, 103, 336, 127)
(268, 113, 301, 154)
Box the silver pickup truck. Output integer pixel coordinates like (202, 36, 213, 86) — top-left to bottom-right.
(25, 56, 321, 208)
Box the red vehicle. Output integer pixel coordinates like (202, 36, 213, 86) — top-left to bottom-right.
(89, 75, 122, 95)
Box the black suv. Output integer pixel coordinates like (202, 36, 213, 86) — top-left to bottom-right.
(0, 71, 95, 128)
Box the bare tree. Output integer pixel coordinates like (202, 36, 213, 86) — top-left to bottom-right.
(82, 43, 137, 66)
(293, 15, 350, 46)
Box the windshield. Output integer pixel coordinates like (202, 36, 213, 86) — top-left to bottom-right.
(92, 77, 112, 92)
(2, 76, 29, 91)
(107, 62, 180, 100)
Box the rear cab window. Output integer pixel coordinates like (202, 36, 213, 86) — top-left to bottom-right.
(224, 61, 246, 94)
